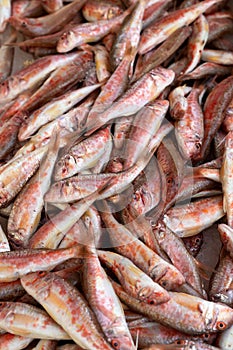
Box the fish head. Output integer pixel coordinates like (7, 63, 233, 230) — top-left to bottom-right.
(211, 303, 233, 332)
(21, 271, 52, 300)
(153, 265, 185, 291)
(212, 290, 233, 307)
(109, 335, 136, 350)
(177, 135, 202, 161)
(54, 154, 77, 181)
(138, 286, 170, 305)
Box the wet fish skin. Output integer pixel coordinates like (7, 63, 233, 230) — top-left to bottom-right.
(200, 75, 233, 159)
(21, 271, 114, 349)
(164, 195, 225, 237)
(29, 180, 113, 249)
(0, 146, 47, 209)
(138, 0, 221, 54)
(57, 6, 133, 53)
(113, 280, 233, 334)
(98, 250, 170, 305)
(220, 131, 233, 228)
(19, 50, 94, 113)
(82, 0, 124, 22)
(0, 52, 82, 105)
(86, 66, 175, 135)
(183, 14, 209, 74)
(175, 88, 204, 160)
(83, 243, 136, 350)
(41, 0, 63, 13)
(179, 62, 232, 81)
(0, 245, 82, 282)
(54, 126, 111, 181)
(100, 204, 185, 290)
(12, 0, 43, 18)
(134, 27, 192, 81)
(0, 301, 70, 339)
(7, 130, 61, 247)
(0, 333, 33, 350)
(18, 83, 101, 141)
(0, 30, 17, 83)
(123, 100, 169, 170)
(0, 0, 11, 32)
(209, 249, 233, 306)
(110, 0, 145, 71)
(201, 49, 233, 65)
(154, 221, 204, 297)
(9, 0, 86, 37)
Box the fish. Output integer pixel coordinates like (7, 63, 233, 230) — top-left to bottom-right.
(82, 234, 136, 350)
(0, 146, 47, 208)
(183, 14, 209, 74)
(207, 14, 233, 43)
(179, 62, 232, 81)
(54, 126, 111, 181)
(86, 55, 131, 128)
(57, 6, 133, 53)
(209, 249, 233, 306)
(82, 0, 124, 22)
(21, 271, 114, 349)
(123, 100, 169, 169)
(138, 0, 221, 54)
(18, 83, 101, 141)
(0, 30, 16, 83)
(175, 87, 204, 160)
(9, 0, 86, 36)
(0, 333, 33, 350)
(220, 131, 233, 227)
(128, 321, 199, 348)
(218, 224, 233, 258)
(45, 143, 161, 204)
(0, 301, 70, 339)
(134, 27, 192, 81)
(18, 50, 94, 113)
(86, 66, 174, 135)
(31, 339, 58, 350)
(41, 0, 63, 13)
(98, 250, 170, 305)
(201, 49, 233, 65)
(93, 45, 111, 82)
(153, 221, 205, 297)
(109, 0, 145, 72)
(12, 0, 43, 18)
(100, 202, 185, 290)
(164, 195, 225, 237)
(0, 1, 232, 348)
(0, 52, 82, 105)
(29, 180, 113, 249)
(0, 245, 82, 282)
(7, 129, 61, 247)
(0, 0, 11, 32)
(169, 86, 192, 120)
(112, 280, 233, 334)
(200, 75, 233, 159)
(0, 225, 10, 252)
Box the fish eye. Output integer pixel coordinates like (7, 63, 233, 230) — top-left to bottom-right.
(38, 271, 46, 277)
(111, 339, 120, 349)
(174, 339, 187, 345)
(217, 321, 227, 330)
(202, 333, 210, 340)
(148, 300, 154, 305)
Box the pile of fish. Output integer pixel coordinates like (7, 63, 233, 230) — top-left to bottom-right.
(0, 0, 233, 348)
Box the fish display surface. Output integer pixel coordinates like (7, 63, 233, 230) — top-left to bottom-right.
(0, 0, 233, 349)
